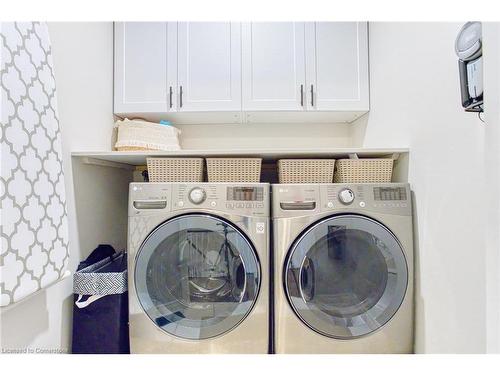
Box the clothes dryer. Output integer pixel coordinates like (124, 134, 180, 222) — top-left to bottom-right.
(272, 183, 413, 353)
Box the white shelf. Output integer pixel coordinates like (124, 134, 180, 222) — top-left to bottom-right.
(72, 148, 409, 167)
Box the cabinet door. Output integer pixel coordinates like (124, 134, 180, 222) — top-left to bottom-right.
(242, 23, 306, 111)
(305, 22, 369, 111)
(177, 22, 241, 112)
(114, 22, 177, 114)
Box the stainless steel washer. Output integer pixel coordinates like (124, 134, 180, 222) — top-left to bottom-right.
(128, 183, 270, 353)
(273, 183, 414, 353)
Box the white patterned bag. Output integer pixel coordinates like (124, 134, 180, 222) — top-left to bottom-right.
(0, 22, 69, 307)
(73, 252, 128, 308)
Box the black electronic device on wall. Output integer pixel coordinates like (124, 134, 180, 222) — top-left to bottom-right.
(455, 22, 484, 113)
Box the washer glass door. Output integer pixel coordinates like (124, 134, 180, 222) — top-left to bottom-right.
(135, 214, 260, 340)
(285, 214, 408, 339)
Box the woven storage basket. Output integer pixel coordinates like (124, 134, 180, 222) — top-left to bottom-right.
(115, 119, 181, 151)
(278, 159, 336, 183)
(334, 158, 394, 183)
(206, 158, 262, 182)
(147, 158, 204, 182)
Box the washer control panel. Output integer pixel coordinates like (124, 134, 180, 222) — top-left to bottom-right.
(130, 183, 269, 217)
(173, 183, 269, 216)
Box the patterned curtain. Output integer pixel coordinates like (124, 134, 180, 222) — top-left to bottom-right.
(1, 22, 69, 307)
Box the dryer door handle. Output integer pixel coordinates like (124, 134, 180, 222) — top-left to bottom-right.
(299, 256, 315, 302)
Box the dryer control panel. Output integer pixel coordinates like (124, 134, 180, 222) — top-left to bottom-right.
(272, 183, 411, 218)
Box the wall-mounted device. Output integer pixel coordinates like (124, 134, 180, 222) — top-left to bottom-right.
(455, 22, 483, 113)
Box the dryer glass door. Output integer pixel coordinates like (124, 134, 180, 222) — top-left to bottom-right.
(134, 214, 260, 340)
(284, 214, 408, 339)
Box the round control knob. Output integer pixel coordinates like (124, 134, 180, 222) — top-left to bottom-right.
(188, 187, 206, 204)
(338, 188, 355, 205)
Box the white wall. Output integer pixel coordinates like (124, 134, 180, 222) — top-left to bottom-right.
(177, 122, 352, 149)
(0, 22, 116, 352)
(352, 22, 486, 353)
(483, 22, 500, 353)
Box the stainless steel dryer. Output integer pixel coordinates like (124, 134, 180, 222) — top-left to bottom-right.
(128, 183, 270, 353)
(272, 183, 413, 353)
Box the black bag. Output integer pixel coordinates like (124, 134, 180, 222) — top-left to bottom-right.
(71, 245, 130, 354)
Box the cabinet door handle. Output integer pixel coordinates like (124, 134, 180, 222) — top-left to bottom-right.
(310, 84, 314, 107)
(169, 86, 173, 108)
(300, 84, 304, 107)
(179, 85, 183, 108)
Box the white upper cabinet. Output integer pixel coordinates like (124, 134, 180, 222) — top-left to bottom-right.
(305, 22, 369, 111)
(114, 22, 177, 114)
(113, 22, 369, 120)
(177, 22, 242, 112)
(242, 22, 306, 111)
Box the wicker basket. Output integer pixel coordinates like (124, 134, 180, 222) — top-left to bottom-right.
(278, 159, 336, 183)
(206, 158, 262, 182)
(334, 158, 394, 183)
(115, 119, 181, 151)
(147, 158, 204, 182)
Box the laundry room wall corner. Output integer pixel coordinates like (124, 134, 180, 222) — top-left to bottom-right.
(351, 22, 487, 353)
(48, 21, 116, 352)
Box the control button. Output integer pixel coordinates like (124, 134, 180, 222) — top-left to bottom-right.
(359, 201, 366, 208)
(188, 187, 206, 205)
(178, 201, 184, 207)
(338, 189, 355, 205)
(210, 201, 217, 207)
(327, 202, 334, 208)
(256, 222, 265, 234)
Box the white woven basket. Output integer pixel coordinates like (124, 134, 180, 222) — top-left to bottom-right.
(147, 158, 204, 182)
(278, 159, 336, 183)
(206, 158, 262, 182)
(115, 119, 181, 151)
(334, 158, 394, 183)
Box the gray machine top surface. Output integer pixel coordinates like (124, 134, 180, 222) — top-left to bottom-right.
(272, 183, 411, 218)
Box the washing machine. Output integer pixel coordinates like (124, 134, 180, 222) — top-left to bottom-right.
(128, 182, 270, 353)
(272, 183, 413, 353)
